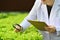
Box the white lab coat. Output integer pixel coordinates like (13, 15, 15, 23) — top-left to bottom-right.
(20, 0, 60, 40)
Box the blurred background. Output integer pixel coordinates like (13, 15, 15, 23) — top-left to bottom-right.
(0, 0, 43, 40)
(0, 0, 35, 12)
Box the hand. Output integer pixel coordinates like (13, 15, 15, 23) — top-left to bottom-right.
(13, 24, 23, 32)
(45, 25, 56, 33)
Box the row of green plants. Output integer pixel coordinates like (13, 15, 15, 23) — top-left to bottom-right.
(0, 12, 43, 40)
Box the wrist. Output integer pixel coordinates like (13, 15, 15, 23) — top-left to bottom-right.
(20, 26, 23, 31)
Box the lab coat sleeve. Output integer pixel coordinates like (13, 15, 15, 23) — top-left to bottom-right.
(54, 0, 60, 36)
(20, 0, 41, 31)
(55, 26, 60, 36)
(54, 18, 60, 36)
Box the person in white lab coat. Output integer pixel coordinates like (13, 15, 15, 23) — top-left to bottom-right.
(13, 0, 60, 40)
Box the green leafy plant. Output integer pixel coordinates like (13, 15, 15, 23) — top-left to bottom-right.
(0, 12, 43, 40)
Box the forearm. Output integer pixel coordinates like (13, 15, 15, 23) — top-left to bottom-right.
(20, 19, 31, 31)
